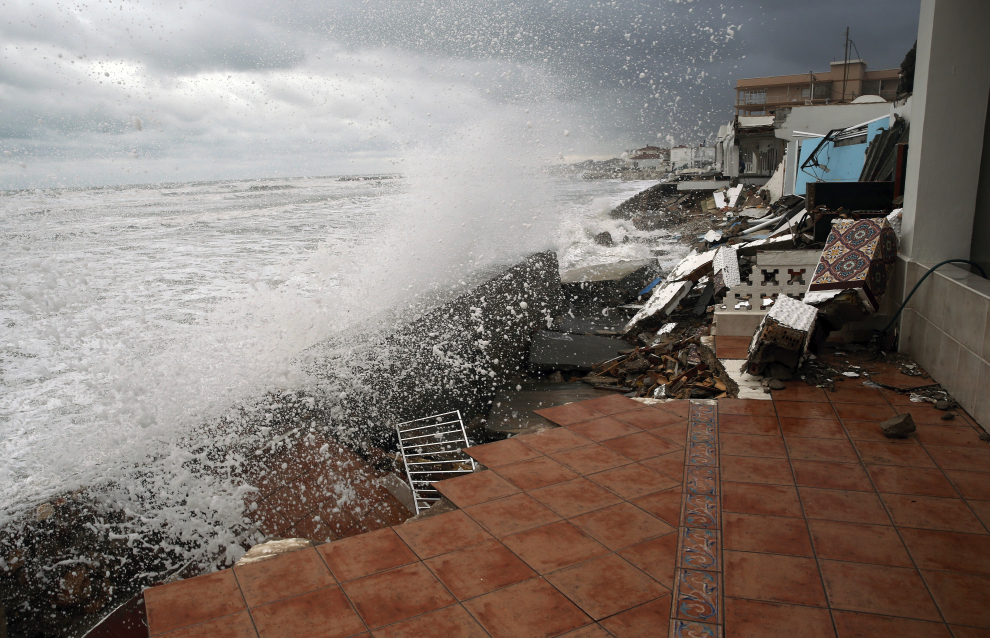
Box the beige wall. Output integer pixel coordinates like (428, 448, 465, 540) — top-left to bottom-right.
(900, 260, 990, 426)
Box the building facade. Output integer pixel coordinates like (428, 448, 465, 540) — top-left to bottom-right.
(736, 60, 900, 117)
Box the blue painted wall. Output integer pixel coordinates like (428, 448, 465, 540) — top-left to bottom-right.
(794, 116, 890, 196)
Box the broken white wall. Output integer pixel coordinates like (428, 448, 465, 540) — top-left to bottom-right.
(774, 101, 903, 196)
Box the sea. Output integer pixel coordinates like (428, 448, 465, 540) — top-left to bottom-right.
(0, 171, 687, 564)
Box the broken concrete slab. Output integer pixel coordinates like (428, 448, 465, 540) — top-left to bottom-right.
(623, 280, 693, 333)
(528, 330, 627, 372)
(667, 248, 717, 282)
(719, 359, 771, 400)
(553, 311, 628, 336)
(236, 539, 314, 567)
(561, 259, 660, 307)
(712, 245, 741, 297)
(745, 295, 818, 376)
(880, 413, 916, 439)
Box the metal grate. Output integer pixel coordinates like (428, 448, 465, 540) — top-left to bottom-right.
(395, 410, 476, 514)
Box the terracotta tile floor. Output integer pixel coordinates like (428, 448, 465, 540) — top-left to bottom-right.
(144, 384, 990, 637)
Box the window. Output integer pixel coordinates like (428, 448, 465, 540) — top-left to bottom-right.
(801, 87, 811, 98)
(739, 89, 767, 105)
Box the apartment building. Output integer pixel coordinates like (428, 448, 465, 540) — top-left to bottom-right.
(735, 59, 901, 116)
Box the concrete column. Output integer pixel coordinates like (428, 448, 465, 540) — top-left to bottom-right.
(900, 0, 990, 264)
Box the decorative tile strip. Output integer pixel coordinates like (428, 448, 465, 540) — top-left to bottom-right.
(672, 400, 723, 636)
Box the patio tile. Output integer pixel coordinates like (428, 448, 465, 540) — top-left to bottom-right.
(852, 440, 936, 467)
(618, 534, 678, 588)
(639, 450, 685, 482)
(157, 611, 257, 638)
(551, 443, 635, 474)
(899, 527, 990, 576)
(723, 551, 827, 607)
(631, 487, 684, 526)
(723, 512, 813, 556)
(770, 384, 829, 403)
(462, 577, 592, 638)
(775, 401, 837, 420)
(825, 387, 888, 404)
(576, 394, 644, 416)
(463, 493, 562, 538)
(807, 519, 912, 567)
(718, 398, 778, 416)
(968, 499, 990, 530)
(464, 438, 542, 468)
(894, 404, 965, 425)
(724, 598, 836, 638)
(947, 626, 990, 638)
(534, 402, 606, 426)
(881, 493, 987, 534)
(841, 419, 913, 442)
(926, 445, 990, 473)
(528, 477, 624, 518)
(250, 586, 365, 638)
(831, 611, 952, 638)
(501, 521, 609, 574)
(545, 553, 667, 620)
(833, 402, 897, 421)
(516, 428, 594, 455)
(721, 482, 802, 518)
(145, 570, 247, 636)
(718, 414, 781, 436)
(557, 625, 612, 637)
(720, 433, 787, 458)
(394, 510, 492, 560)
(818, 560, 940, 621)
(250, 499, 293, 536)
(654, 401, 692, 419)
(342, 511, 390, 539)
(567, 416, 642, 442)
(597, 431, 682, 461)
(721, 456, 794, 485)
(341, 563, 456, 629)
(494, 456, 580, 491)
(371, 604, 488, 638)
(791, 460, 872, 491)
(945, 470, 990, 499)
(318, 528, 418, 582)
(798, 487, 891, 525)
(234, 547, 335, 609)
(433, 470, 520, 508)
(292, 503, 358, 542)
(915, 425, 988, 448)
(570, 502, 675, 551)
(611, 407, 686, 430)
(424, 539, 536, 601)
(921, 569, 990, 629)
(866, 465, 959, 497)
(650, 421, 690, 444)
(588, 463, 680, 500)
(597, 596, 671, 638)
(785, 437, 859, 463)
(778, 417, 846, 439)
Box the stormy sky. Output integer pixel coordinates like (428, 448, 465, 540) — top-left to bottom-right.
(0, 0, 920, 188)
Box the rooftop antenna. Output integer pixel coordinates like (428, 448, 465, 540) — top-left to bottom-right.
(841, 27, 850, 102)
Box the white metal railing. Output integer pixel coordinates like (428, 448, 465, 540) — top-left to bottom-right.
(395, 410, 476, 514)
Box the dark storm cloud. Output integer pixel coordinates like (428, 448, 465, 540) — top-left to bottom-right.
(0, 0, 919, 188)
